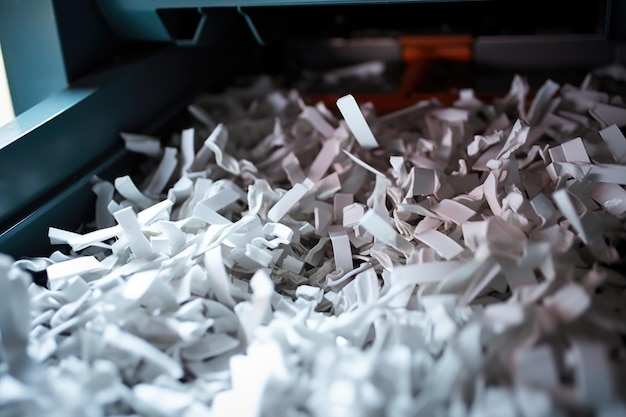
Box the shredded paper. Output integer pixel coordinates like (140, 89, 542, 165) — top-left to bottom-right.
(1, 67, 626, 417)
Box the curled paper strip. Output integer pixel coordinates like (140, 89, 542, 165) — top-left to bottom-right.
(3, 68, 626, 417)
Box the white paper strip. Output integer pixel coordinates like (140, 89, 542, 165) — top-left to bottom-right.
(530, 193, 559, 227)
(431, 199, 476, 224)
(328, 226, 353, 273)
(414, 229, 464, 260)
(315, 172, 342, 200)
(0, 256, 33, 379)
(114, 175, 155, 210)
(412, 168, 438, 196)
(194, 204, 232, 225)
(336, 94, 379, 149)
(300, 106, 335, 138)
(589, 102, 626, 127)
(589, 182, 626, 218)
(552, 162, 626, 184)
(282, 152, 306, 185)
(144, 147, 178, 197)
(120, 132, 162, 158)
(137, 199, 174, 225)
(314, 203, 333, 234)
(200, 188, 240, 211)
(204, 124, 240, 175)
(342, 150, 386, 178)
(544, 282, 590, 321)
(267, 178, 314, 222)
(308, 140, 339, 183)
(48, 228, 111, 250)
(598, 124, 626, 163)
(103, 325, 183, 379)
(245, 244, 273, 268)
(333, 193, 353, 224)
(113, 207, 153, 258)
(204, 246, 237, 307)
(92, 180, 116, 229)
(570, 339, 615, 407)
(180, 127, 196, 176)
(527, 79, 559, 125)
(359, 210, 413, 253)
(133, 383, 195, 416)
(46, 256, 104, 281)
(561, 137, 590, 163)
(282, 255, 304, 274)
(389, 260, 466, 286)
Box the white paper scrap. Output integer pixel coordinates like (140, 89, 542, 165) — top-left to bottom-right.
(201, 188, 240, 211)
(0, 256, 33, 379)
(181, 333, 239, 361)
(114, 175, 155, 210)
(314, 203, 333, 234)
(333, 193, 353, 224)
(543, 282, 590, 322)
(245, 243, 274, 268)
(204, 124, 240, 175)
(359, 210, 413, 254)
(103, 325, 183, 379)
(598, 124, 626, 163)
(282, 152, 306, 186)
(308, 139, 339, 182)
(133, 383, 195, 416)
(483, 302, 524, 331)
(328, 226, 354, 273)
(267, 178, 314, 222)
(92, 179, 116, 229)
(513, 345, 559, 389)
(315, 172, 342, 200)
(412, 168, 438, 196)
(336, 94, 379, 149)
(496, 119, 530, 160)
(300, 106, 335, 139)
(589, 102, 626, 127)
(204, 246, 237, 307)
(484, 171, 502, 216)
(561, 137, 590, 163)
(180, 127, 196, 176)
(527, 79, 559, 125)
(431, 199, 476, 224)
(46, 256, 104, 281)
(236, 269, 274, 344)
(414, 229, 464, 260)
(114, 207, 153, 258)
(282, 255, 304, 275)
(144, 147, 179, 198)
(343, 203, 365, 227)
(48, 228, 111, 250)
(194, 203, 232, 225)
(120, 132, 162, 158)
(530, 193, 559, 227)
(570, 339, 615, 407)
(137, 199, 174, 225)
(342, 150, 386, 178)
(552, 161, 626, 184)
(390, 261, 464, 286)
(589, 183, 626, 218)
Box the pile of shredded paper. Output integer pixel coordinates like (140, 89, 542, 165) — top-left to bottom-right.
(1, 69, 626, 417)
